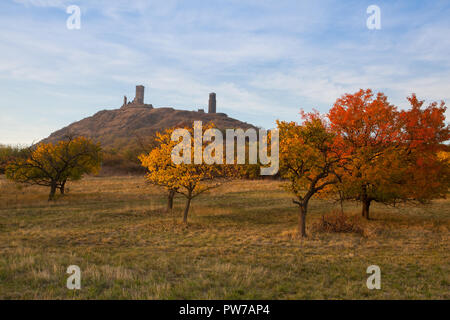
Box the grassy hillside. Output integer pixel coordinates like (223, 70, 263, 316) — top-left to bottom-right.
(0, 175, 448, 299)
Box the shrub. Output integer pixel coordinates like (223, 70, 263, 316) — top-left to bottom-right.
(313, 210, 364, 234)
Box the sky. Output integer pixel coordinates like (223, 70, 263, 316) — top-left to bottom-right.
(1, 0, 449, 145)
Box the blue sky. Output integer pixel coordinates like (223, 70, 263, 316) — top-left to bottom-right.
(1, 0, 449, 144)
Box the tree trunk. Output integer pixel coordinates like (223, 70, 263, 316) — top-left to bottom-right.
(298, 204, 307, 238)
(167, 189, 175, 212)
(361, 185, 371, 220)
(49, 182, 57, 201)
(362, 198, 371, 220)
(183, 197, 191, 224)
(60, 180, 66, 195)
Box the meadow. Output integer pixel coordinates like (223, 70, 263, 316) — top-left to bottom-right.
(0, 175, 448, 299)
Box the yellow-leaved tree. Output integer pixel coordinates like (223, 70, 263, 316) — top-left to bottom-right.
(6, 135, 102, 200)
(139, 123, 235, 223)
(278, 112, 345, 237)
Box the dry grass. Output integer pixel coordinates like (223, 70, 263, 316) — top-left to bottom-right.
(0, 175, 448, 299)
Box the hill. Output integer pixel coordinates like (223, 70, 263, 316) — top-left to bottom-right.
(42, 105, 257, 150)
(40, 86, 259, 173)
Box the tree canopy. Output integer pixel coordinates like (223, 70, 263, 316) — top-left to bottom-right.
(139, 123, 235, 223)
(328, 89, 450, 219)
(278, 112, 345, 237)
(6, 136, 102, 200)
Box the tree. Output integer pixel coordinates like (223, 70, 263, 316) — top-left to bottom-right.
(139, 124, 232, 223)
(166, 188, 177, 212)
(328, 89, 449, 219)
(277, 112, 344, 237)
(397, 94, 450, 202)
(6, 136, 102, 200)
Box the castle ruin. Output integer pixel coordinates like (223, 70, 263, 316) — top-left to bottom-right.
(121, 86, 219, 114)
(121, 85, 153, 109)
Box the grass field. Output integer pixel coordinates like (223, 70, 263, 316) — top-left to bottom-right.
(0, 175, 448, 299)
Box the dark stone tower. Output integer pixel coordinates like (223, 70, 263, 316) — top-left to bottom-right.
(208, 92, 216, 114)
(134, 85, 145, 104)
(121, 85, 153, 109)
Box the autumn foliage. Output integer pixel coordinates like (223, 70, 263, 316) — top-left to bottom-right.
(6, 136, 102, 200)
(328, 89, 450, 219)
(139, 123, 236, 223)
(0, 145, 28, 174)
(277, 89, 449, 237)
(277, 112, 344, 237)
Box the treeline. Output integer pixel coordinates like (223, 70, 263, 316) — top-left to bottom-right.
(0, 145, 28, 174)
(101, 131, 266, 178)
(101, 148, 146, 175)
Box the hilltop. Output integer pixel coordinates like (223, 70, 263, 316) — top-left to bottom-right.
(43, 106, 257, 149)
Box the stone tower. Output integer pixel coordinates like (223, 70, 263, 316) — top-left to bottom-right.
(121, 85, 153, 109)
(134, 85, 145, 104)
(208, 92, 216, 114)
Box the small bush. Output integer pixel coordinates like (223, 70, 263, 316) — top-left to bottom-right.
(313, 210, 365, 235)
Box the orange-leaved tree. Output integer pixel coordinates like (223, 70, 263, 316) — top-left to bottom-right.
(6, 136, 102, 200)
(328, 89, 449, 219)
(397, 94, 450, 202)
(278, 112, 344, 237)
(139, 123, 235, 223)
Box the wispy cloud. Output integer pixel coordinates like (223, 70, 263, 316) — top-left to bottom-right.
(13, 0, 68, 9)
(1, 0, 449, 144)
